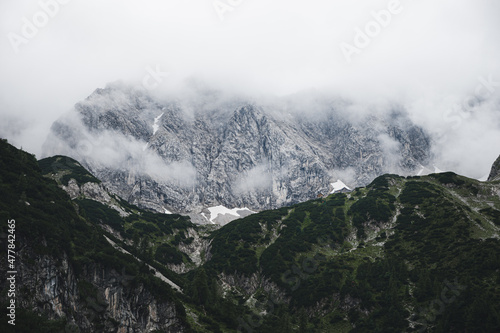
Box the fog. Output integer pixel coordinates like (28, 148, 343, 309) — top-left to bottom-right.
(233, 163, 273, 194)
(1, 0, 499, 179)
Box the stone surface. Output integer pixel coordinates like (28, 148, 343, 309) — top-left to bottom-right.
(10, 240, 186, 332)
(43, 84, 431, 215)
(488, 155, 500, 181)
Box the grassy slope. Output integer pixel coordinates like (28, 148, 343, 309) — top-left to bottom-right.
(39, 155, 198, 273)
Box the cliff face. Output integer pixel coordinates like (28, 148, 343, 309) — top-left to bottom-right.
(43, 84, 431, 214)
(13, 243, 184, 333)
(488, 155, 500, 181)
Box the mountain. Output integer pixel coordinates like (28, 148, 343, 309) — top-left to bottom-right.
(37, 154, 210, 274)
(488, 155, 500, 181)
(0, 139, 200, 332)
(203, 172, 500, 332)
(2, 139, 499, 332)
(43, 83, 431, 217)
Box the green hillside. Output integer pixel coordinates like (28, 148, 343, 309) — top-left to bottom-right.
(39, 155, 102, 186)
(0, 140, 197, 332)
(200, 173, 500, 332)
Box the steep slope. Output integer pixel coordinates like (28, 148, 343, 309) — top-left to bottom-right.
(488, 155, 500, 181)
(37, 154, 212, 274)
(43, 83, 431, 215)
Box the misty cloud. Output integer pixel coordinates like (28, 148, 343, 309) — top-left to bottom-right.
(233, 163, 272, 194)
(327, 167, 357, 190)
(1, 0, 499, 179)
(43, 113, 197, 187)
(377, 133, 404, 172)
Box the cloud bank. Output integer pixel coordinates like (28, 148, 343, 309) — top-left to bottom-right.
(1, 0, 499, 179)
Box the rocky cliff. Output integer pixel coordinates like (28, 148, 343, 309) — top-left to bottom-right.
(13, 245, 185, 333)
(488, 155, 500, 181)
(43, 83, 431, 215)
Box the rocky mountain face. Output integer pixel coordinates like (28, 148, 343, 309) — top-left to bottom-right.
(488, 155, 500, 181)
(13, 249, 184, 332)
(43, 83, 431, 216)
(37, 154, 211, 275)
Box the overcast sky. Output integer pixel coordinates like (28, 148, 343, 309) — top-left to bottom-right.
(1, 0, 499, 178)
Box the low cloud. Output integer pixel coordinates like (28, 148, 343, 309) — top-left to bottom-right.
(43, 114, 197, 187)
(328, 167, 357, 189)
(233, 163, 272, 194)
(1, 0, 499, 179)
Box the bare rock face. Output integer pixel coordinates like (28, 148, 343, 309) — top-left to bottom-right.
(12, 240, 186, 332)
(488, 155, 500, 181)
(43, 83, 431, 215)
(62, 178, 130, 217)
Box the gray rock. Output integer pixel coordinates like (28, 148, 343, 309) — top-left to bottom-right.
(62, 178, 130, 218)
(43, 83, 431, 215)
(488, 155, 500, 181)
(11, 243, 186, 332)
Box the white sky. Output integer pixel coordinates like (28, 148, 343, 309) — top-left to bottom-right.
(1, 0, 499, 178)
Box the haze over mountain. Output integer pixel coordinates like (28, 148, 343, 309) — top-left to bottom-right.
(1, 1, 500, 332)
(1, 1, 500, 183)
(43, 82, 432, 217)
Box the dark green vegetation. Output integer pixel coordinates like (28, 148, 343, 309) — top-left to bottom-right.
(39, 155, 101, 186)
(39, 154, 197, 269)
(203, 174, 500, 332)
(75, 198, 195, 267)
(1, 138, 500, 332)
(0, 140, 194, 332)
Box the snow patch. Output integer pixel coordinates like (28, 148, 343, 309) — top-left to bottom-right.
(152, 112, 164, 135)
(207, 205, 255, 224)
(164, 208, 172, 214)
(200, 212, 209, 222)
(414, 165, 446, 177)
(330, 180, 351, 194)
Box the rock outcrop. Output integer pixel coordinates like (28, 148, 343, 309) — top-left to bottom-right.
(488, 155, 500, 181)
(12, 243, 186, 332)
(43, 83, 431, 214)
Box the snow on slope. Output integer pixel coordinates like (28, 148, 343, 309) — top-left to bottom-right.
(207, 205, 255, 224)
(330, 180, 351, 194)
(152, 113, 164, 135)
(415, 165, 446, 177)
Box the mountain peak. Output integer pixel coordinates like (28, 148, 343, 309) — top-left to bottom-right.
(44, 84, 431, 214)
